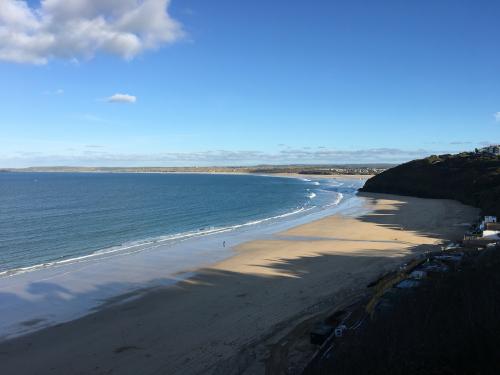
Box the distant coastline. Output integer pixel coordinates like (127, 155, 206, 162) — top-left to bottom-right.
(0, 164, 390, 176)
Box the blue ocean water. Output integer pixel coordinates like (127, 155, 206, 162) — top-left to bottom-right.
(0, 173, 345, 275)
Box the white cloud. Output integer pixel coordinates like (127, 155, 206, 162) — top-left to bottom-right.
(0, 0, 184, 64)
(494, 112, 500, 122)
(43, 88, 64, 95)
(106, 93, 136, 103)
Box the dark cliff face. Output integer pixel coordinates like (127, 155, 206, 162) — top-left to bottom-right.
(360, 152, 500, 216)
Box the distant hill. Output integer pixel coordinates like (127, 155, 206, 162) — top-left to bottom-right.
(361, 151, 500, 217)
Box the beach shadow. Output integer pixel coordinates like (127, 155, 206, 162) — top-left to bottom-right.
(0, 193, 480, 374)
(356, 192, 479, 241)
(0, 243, 454, 375)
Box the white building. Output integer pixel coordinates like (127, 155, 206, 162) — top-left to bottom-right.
(482, 230, 500, 240)
(480, 216, 498, 230)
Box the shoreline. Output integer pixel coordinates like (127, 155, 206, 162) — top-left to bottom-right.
(0, 192, 479, 375)
(0, 176, 363, 340)
(0, 172, 348, 279)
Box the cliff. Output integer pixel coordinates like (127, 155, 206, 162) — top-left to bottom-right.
(360, 152, 500, 216)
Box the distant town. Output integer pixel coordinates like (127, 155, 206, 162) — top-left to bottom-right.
(2, 146, 497, 176)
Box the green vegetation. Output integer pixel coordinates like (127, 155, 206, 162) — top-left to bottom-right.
(361, 152, 500, 216)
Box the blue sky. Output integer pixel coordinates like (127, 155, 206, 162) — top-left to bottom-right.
(1, 0, 499, 167)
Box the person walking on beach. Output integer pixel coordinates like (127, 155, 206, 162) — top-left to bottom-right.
(223, 241, 226, 248)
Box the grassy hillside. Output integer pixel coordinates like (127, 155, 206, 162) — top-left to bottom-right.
(310, 247, 500, 375)
(360, 152, 500, 216)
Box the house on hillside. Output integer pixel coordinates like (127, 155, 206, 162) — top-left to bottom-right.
(464, 216, 500, 246)
(477, 145, 500, 156)
(480, 216, 497, 230)
(483, 217, 500, 240)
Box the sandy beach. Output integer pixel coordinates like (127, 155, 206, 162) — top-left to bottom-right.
(0, 193, 478, 375)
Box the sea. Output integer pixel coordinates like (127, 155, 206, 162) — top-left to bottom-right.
(0, 172, 364, 338)
(0, 172, 358, 277)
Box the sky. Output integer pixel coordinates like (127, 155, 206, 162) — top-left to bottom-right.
(1, 0, 499, 167)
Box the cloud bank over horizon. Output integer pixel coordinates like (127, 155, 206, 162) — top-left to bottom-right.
(0, 147, 467, 168)
(0, 0, 184, 64)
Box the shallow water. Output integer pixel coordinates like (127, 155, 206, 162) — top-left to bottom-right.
(0, 173, 365, 339)
(0, 172, 344, 276)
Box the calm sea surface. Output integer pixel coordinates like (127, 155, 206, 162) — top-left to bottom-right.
(0, 173, 342, 274)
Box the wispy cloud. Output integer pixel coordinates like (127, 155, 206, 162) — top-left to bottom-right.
(43, 89, 64, 95)
(106, 94, 137, 104)
(478, 141, 494, 146)
(0, 0, 184, 65)
(494, 112, 500, 122)
(81, 113, 106, 122)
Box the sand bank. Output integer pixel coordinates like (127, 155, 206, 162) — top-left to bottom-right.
(0, 193, 478, 375)
(262, 172, 374, 180)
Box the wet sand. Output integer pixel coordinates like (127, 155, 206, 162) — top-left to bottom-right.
(0, 193, 478, 375)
